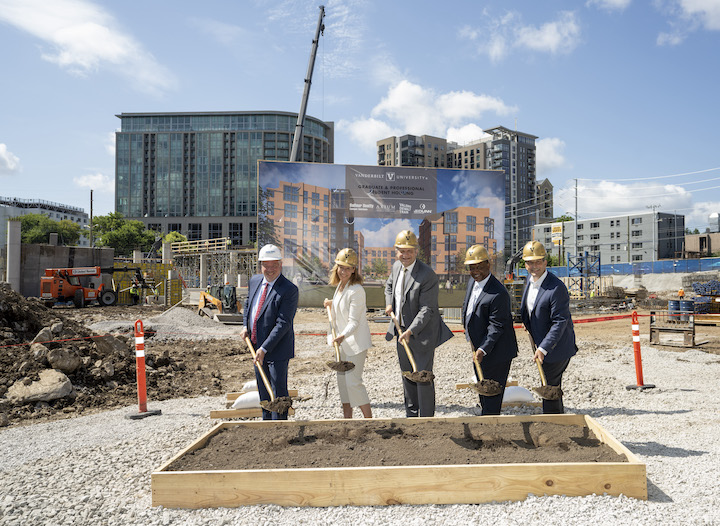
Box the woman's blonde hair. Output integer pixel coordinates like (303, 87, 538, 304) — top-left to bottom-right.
(329, 263, 363, 286)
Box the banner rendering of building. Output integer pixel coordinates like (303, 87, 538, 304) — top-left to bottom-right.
(258, 161, 505, 285)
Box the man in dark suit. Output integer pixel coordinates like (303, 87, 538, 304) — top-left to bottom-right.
(385, 229, 453, 417)
(520, 241, 577, 414)
(240, 244, 299, 420)
(462, 245, 518, 415)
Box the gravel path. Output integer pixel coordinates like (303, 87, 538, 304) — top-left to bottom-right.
(2, 321, 720, 525)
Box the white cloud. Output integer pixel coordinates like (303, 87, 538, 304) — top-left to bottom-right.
(515, 11, 582, 54)
(679, 0, 720, 30)
(446, 124, 490, 146)
(460, 10, 581, 61)
(0, 0, 177, 96)
(73, 172, 114, 193)
(536, 137, 568, 176)
(338, 80, 517, 159)
(359, 218, 413, 247)
(656, 0, 720, 45)
(0, 144, 21, 176)
(556, 180, 693, 219)
(586, 0, 632, 12)
(336, 117, 396, 155)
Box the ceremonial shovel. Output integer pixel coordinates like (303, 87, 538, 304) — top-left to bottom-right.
(469, 350, 502, 396)
(244, 337, 293, 413)
(325, 305, 355, 372)
(390, 312, 434, 382)
(527, 333, 562, 401)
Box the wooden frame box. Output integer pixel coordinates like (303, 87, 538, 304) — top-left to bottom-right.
(152, 414, 646, 508)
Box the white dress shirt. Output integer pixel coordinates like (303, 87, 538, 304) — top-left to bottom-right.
(526, 270, 549, 355)
(465, 274, 491, 352)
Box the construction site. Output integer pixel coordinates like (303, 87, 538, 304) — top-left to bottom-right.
(1, 236, 720, 523)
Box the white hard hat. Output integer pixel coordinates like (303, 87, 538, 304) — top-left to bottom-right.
(258, 244, 282, 261)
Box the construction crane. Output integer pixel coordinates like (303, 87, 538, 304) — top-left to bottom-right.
(289, 5, 325, 162)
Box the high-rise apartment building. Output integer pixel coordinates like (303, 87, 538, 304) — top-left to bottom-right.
(115, 111, 334, 246)
(377, 126, 540, 259)
(377, 135, 448, 168)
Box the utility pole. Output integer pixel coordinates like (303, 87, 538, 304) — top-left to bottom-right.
(90, 189, 94, 248)
(290, 5, 325, 162)
(647, 204, 660, 264)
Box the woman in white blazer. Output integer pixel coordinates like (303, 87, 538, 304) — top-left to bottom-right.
(323, 248, 373, 418)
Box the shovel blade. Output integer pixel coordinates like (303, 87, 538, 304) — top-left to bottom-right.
(326, 360, 355, 372)
(533, 385, 563, 401)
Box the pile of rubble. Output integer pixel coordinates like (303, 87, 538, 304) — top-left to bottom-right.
(0, 283, 185, 427)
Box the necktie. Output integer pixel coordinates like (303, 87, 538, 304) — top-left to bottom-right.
(467, 283, 481, 324)
(251, 283, 269, 345)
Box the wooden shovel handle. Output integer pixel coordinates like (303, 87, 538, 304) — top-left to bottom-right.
(472, 352, 485, 381)
(390, 312, 418, 372)
(325, 305, 342, 362)
(244, 336, 275, 401)
(527, 333, 548, 387)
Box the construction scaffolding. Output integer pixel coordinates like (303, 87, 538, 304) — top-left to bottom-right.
(172, 242, 256, 289)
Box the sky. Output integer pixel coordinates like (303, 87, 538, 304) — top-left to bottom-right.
(1, 0, 719, 232)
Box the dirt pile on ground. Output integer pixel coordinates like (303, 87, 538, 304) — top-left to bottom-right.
(0, 284, 253, 427)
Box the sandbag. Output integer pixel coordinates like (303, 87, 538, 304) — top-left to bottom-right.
(231, 390, 261, 409)
(242, 379, 258, 392)
(502, 386, 535, 403)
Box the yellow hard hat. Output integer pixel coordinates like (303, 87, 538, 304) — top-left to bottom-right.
(394, 230, 419, 249)
(522, 241, 547, 261)
(335, 248, 358, 267)
(464, 244, 489, 265)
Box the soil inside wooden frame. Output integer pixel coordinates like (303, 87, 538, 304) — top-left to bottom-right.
(168, 419, 628, 471)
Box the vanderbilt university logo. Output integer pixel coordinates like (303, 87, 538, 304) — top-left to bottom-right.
(386, 172, 395, 181)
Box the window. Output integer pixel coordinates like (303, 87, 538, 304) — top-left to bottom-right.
(577, 224, 584, 230)
(591, 245, 600, 251)
(631, 217, 642, 225)
(284, 221, 297, 236)
(444, 212, 458, 233)
(610, 232, 615, 239)
(208, 223, 222, 239)
(590, 234, 600, 240)
(284, 203, 297, 218)
(188, 223, 202, 241)
(632, 255, 643, 261)
(577, 235, 584, 241)
(446, 235, 457, 252)
(590, 222, 600, 228)
(466, 235, 476, 246)
(632, 242, 643, 248)
(311, 192, 320, 206)
(229, 223, 242, 245)
(283, 185, 299, 202)
(466, 215, 476, 232)
(632, 230, 642, 237)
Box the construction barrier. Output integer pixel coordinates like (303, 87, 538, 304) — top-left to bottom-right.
(626, 311, 655, 391)
(127, 319, 162, 419)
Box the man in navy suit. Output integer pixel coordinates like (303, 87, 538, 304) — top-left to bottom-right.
(520, 241, 577, 414)
(462, 245, 518, 415)
(240, 244, 299, 420)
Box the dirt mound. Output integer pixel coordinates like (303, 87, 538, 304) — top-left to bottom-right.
(0, 284, 252, 427)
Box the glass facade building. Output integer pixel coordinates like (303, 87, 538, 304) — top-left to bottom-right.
(115, 111, 334, 246)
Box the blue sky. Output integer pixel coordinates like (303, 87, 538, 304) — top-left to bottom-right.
(1, 0, 719, 231)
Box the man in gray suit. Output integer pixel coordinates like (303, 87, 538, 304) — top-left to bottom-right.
(385, 229, 453, 417)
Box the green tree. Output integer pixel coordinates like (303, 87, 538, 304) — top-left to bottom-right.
(16, 213, 81, 245)
(257, 187, 279, 248)
(92, 212, 155, 257)
(556, 214, 574, 222)
(163, 231, 187, 244)
(371, 258, 389, 279)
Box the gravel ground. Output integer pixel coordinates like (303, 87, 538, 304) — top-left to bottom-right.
(2, 312, 720, 525)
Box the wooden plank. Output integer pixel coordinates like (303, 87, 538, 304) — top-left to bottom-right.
(153, 414, 647, 507)
(152, 461, 645, 508)
(226, 389, 298, 402)
(210, 407, 295, 419)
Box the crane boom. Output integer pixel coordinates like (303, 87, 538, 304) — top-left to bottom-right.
(290, 5, 325, 162)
